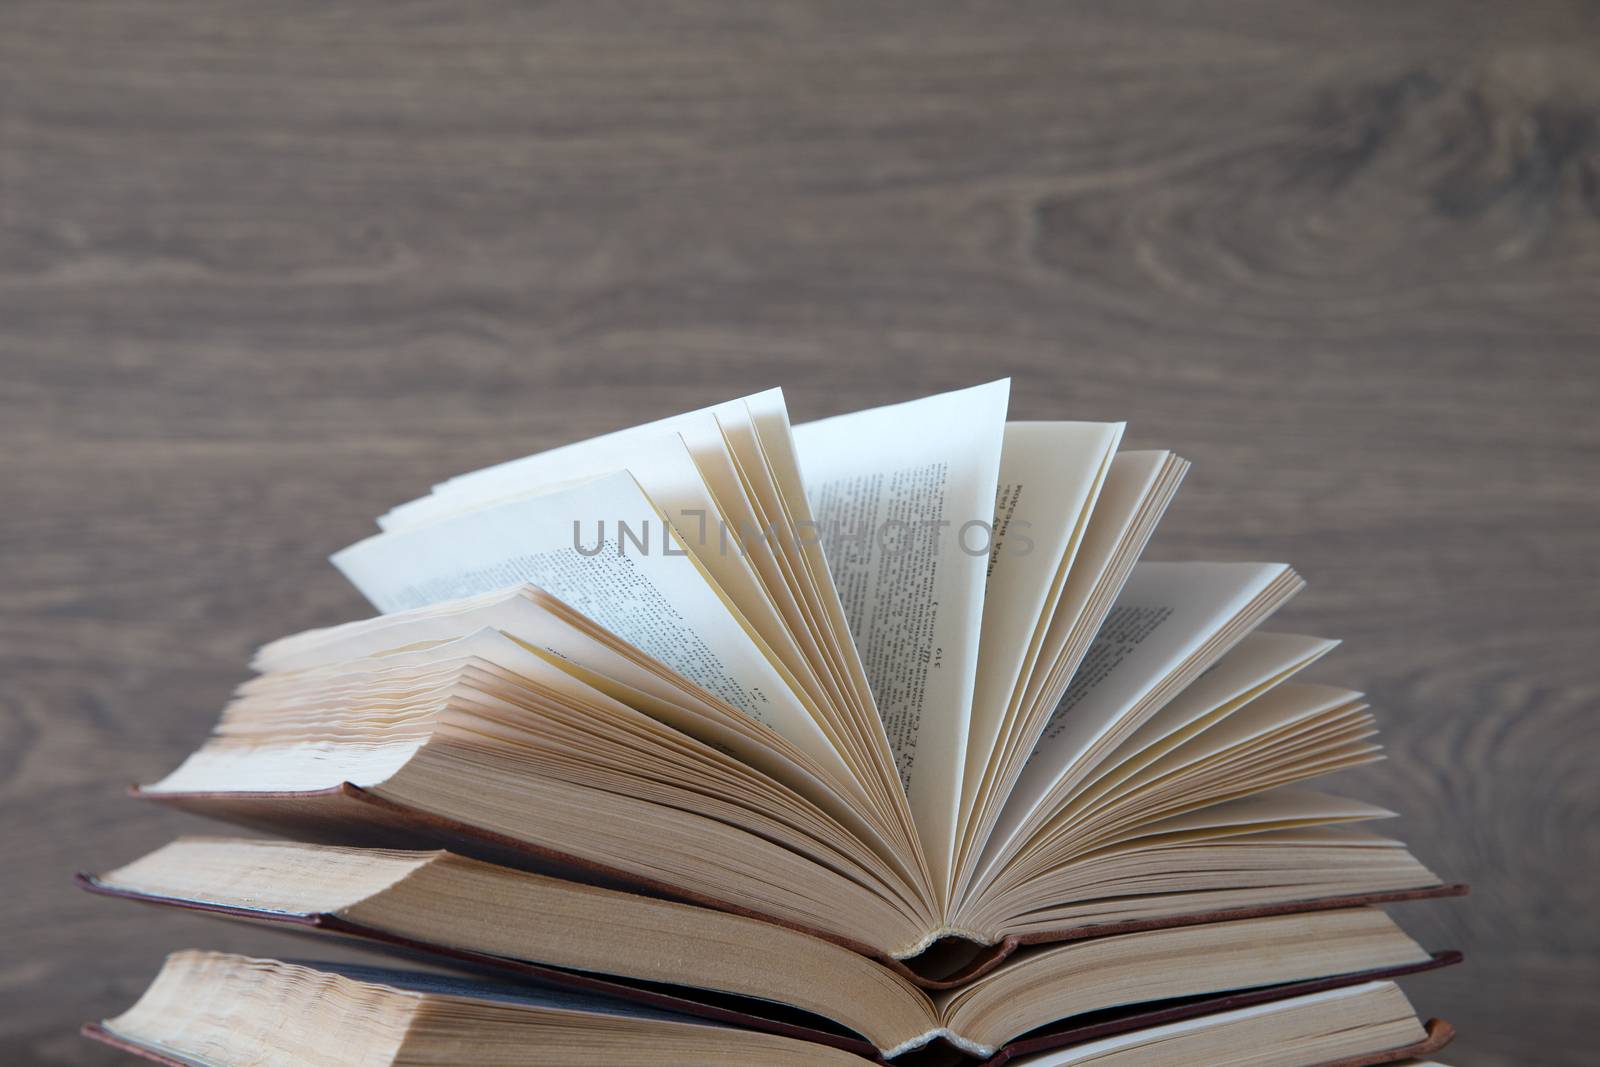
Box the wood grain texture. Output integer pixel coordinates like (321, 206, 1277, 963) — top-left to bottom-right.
(1, 3, 1595, 1063)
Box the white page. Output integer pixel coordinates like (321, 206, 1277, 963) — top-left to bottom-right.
(382, 434, 803, 672)
(961, 421, 1123, 825)
(331, 470, 855, 788)
(979, 561, 1292, 872)
(383, 388, 790, 527)
(793, 379, 1010, 888)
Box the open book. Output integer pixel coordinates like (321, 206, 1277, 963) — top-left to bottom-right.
(132, 382, 1457, 972)
(81, 837, 1460, 1060)
(89, 952, 1457, 1067)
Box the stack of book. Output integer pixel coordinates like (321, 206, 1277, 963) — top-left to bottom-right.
(81, 381, 1464, 1066)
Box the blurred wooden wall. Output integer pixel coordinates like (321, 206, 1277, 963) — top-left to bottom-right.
(2, 3, 1596, 1063)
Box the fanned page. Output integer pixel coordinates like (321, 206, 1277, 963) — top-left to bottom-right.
(793, 379, 1011, 899)
(975, 561, 1300, 883)
(330, 469, 863, 798)
(161, 380, 1452, 968)
(959, 422, 1123, 866)
(374, 392, 839, 738)
(375, 392, 891, 792)
(362, 389, 920, 883)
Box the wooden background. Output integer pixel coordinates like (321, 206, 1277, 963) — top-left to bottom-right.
(2, 3, 1595, 1063)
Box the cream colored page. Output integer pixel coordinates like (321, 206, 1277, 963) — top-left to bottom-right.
(1112, 632, 1339, 759)
(331, 471, 852, 782)
(1040, 633, 1339, 831)
(961, 421, 1123, 823)
(328, 627, 600, 703)
(258, 591, 846, 783)
(1014, 982, 1405, 1066)
(689, 409, 871, 735)
(793, 379, 1010, 886)
(950, 451, 1171, 898)
(1132, 788, 1396, 836)
(1145, 681, 1367, 771)
(743, 391, 883, 723)
(741, 392, 918, 852)
(258, 595, 911, 868)
(1011, 451, 1168, 719)
(981, 561, 1291, 866)
(259, 590, 757, 736)
(255, 592, 554, 672)
(713, 411, 855, 703)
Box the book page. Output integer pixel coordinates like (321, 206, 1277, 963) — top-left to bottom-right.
(252, 589, 911, 859)
(371, 395, 847, 734)
(309, 960, 710, 1023)
(1009, 451, 1174, 725)
(979, 561, 1292, 873)
(951, 449, 1179, 900)
(1110, 632, 1339, 765)
(1054, 632, 1339, 819)
(1011, 451, 1177, 735)
(1012, 981, 1408, 1067)
(793, 379, 1010, 889)
(741, 392, 900, 782)
(1148, 680, 1367, 772)
(726, 397, 877, 716)
(960, 422, 1123, 829)
(382, 431, 807, 676)
(380, 388, 789, 529)
(1130, 787, 1396, 837)
(331, 470, 855, 788)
